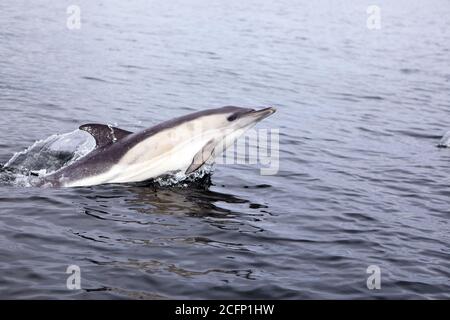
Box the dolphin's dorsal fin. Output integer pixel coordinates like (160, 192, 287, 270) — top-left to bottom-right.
(186, 139, 216, 175)
(79, 123, 133, 148)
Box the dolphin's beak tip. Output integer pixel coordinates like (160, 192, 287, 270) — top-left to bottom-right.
(263, 106, 276, 115)
(248, 106, 277, 120)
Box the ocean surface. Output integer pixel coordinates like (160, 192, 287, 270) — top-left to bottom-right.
(1, 0, 449, 299)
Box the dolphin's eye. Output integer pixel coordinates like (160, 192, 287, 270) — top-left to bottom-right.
(227, 114, 238, 121)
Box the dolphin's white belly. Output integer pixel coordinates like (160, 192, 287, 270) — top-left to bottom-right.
(64, 128, 217, 187)
(109, 138, 207, 183)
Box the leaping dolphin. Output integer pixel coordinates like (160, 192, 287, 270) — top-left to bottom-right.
(40, 106, 276, 187)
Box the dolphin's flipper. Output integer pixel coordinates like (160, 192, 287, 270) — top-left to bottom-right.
(79, 124, 133, 148)
(186, 139, 216, 175)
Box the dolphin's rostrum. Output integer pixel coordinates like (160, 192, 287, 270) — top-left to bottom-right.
(41, 106, 276, 187)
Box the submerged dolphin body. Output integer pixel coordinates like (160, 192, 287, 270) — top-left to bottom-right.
(41, 106, 276, 187)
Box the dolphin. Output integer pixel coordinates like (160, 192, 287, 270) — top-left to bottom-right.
(40, 106, 276, 187)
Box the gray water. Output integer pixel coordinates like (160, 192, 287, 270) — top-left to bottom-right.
(1, 0, 450, 299)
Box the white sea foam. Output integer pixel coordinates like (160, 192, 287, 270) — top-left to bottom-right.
(153, 164, 215, 187)
(438, 131, 450, 148)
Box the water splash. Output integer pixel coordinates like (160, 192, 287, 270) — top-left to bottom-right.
(1, 130, 95, 187)
(152, 164, 215, 187)
(437, 131, 450, 148)
(107, 124, 118, 143)
(4, 130, 95, 173)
